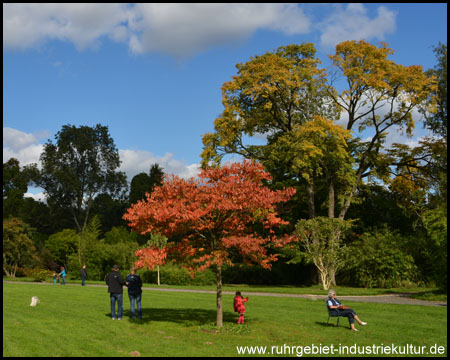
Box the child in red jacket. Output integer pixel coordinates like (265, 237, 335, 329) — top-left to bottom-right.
(233, 291, 249, 324)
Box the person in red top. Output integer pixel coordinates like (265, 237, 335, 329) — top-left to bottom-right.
(233, 291, 249, 324)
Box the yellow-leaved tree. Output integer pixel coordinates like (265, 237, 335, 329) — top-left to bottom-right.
(201, 40, 436, 289)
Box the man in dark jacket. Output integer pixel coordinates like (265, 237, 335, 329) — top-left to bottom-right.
(126, 268, 143, 320)
(81, 265, 87, 286)
(105, 265, 126, 320)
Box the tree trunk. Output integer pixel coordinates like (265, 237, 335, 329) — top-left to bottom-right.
(157, 265, 160, 286)
(328, 180, 335, 218)
(306, 180, 316, 219)
(3, 263, 17, 278)
(339, 162, 366, 220)
(319, 267, 331, 290)
(329, 268, 336, 287)
(78, 236, 82, 266)
(216, 265, 223, 328)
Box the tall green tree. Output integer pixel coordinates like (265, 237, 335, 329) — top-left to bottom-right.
(35, 124, 128, 233)
(129, 163, 164, 205)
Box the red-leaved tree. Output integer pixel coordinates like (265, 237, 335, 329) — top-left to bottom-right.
(123, 161, 296, 327)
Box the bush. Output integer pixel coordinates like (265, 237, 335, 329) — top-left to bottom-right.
(66, 236, 141, 281)
(16, 268, 52, 282)
(33, 269, 52, 282)
(140, 263, 216, 286)
(342, 227, 419, 288)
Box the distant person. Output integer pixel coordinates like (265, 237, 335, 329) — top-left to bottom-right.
(59, 266, 66, 285)
(81, 265, 88, 286)
(233, 291, 249, 324)
(52, 271, 57, 284)
(105, 265, 126, 320)
(327, 289, 367, 331)
(126, 268, 143, 320)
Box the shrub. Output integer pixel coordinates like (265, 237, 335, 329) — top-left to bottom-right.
(139, 263, 215, 285)
(16, 268, 53, 282)
(342, 227, 418, 288)
(33, 269, 52, 282)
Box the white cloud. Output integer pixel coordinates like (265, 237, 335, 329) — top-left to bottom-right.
(3, 127, 39, 151)
(119, 149, 200, 181)
(319, 3, 397, 49)
(3, 127, 44, 166)
(128, 3, 310, 57)
(3, 3, 310, 57)
(3, 3, 131, 51)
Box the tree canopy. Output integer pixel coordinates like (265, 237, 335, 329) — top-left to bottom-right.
(35, 124, 127, 233)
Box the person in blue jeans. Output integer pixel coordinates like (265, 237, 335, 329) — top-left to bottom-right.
(105, 265, 126, 320)
(327, 289, 367, 331)
(59, 266, 66, 285)
(126, 268, 143, 320)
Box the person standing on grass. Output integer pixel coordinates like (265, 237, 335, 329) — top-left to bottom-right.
(59, 266, 66, 285)
(81, 265, 87, 286)
(233, 291, 249, 324)
(105, 265, 126, 320)
(327, 289, 367, 331)
(126, 268, 143, 320)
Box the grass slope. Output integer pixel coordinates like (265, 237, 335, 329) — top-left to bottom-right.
(3, 282, 447, 357)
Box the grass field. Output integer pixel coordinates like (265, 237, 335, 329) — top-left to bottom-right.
(3, 282, 447, 357)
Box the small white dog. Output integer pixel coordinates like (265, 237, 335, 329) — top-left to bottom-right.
(30, 296, 40, 306)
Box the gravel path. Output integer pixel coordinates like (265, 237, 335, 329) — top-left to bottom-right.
(140, 287, 447, 307)
(4, 281, 446, 307)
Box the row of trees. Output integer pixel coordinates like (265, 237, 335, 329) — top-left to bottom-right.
(3, 137, 164, 278)
(122, 41, 446, 326)
(4, 41, 446, 311)
(200, 40, 446, 288)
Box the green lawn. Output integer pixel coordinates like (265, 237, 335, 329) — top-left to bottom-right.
(3, 282, 447, 357)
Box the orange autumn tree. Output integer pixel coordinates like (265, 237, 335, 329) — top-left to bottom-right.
(123, 161, 296, 327)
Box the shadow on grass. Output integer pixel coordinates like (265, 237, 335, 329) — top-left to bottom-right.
(315, 321, 350, 329)
(105, 307, 237, 326)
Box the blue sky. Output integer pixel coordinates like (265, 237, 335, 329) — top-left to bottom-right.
(3, 3, 447, 200)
